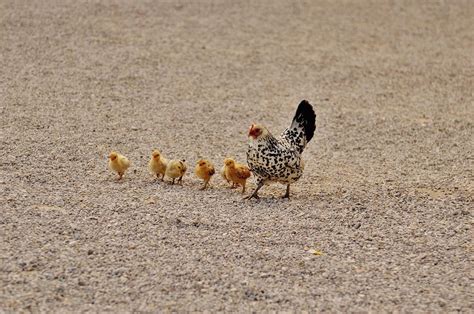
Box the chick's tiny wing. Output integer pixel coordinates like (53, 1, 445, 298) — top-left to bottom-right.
(121, 157, 130, 168)
(236, 166, 251, 179)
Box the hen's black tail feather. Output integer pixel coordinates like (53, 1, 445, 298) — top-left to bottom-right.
(293, 100, 316, 143)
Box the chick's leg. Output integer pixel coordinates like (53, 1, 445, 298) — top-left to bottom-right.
(244, 181, 264, 200)
(282, 184, 290, 199)
(200, 179, 208, 190)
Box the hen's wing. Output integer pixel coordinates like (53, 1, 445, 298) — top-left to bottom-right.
(247, 136, 301, 181)
(280, 100, 316, 154)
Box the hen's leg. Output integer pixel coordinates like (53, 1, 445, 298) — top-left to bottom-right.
(282, 184, 290, 199)
(244, 181, 264, 200)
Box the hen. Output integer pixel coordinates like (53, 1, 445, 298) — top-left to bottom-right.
(246, 100, 316, 199)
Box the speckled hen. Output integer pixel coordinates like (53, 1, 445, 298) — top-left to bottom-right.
(246, 100, 316, 199)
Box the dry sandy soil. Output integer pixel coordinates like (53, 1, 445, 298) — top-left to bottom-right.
(1, 0, 473, 312)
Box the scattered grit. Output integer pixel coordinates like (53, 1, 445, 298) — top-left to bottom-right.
(1, 0, 472, 312)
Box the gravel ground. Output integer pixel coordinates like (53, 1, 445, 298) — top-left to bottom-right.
(1, 0, 472, 312)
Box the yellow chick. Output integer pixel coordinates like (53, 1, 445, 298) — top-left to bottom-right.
(148, 149, 168, 180)
(165, 159, 187, 184)
(221, 164, 236, 188)
(194, 159, 215, 190)
(224, 158, 251, 193)
(108, 151, 130, 180)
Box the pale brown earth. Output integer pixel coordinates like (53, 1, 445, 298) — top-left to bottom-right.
(0, 0, 473, 312)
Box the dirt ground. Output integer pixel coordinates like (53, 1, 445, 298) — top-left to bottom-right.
(1, 0, 472, 312)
